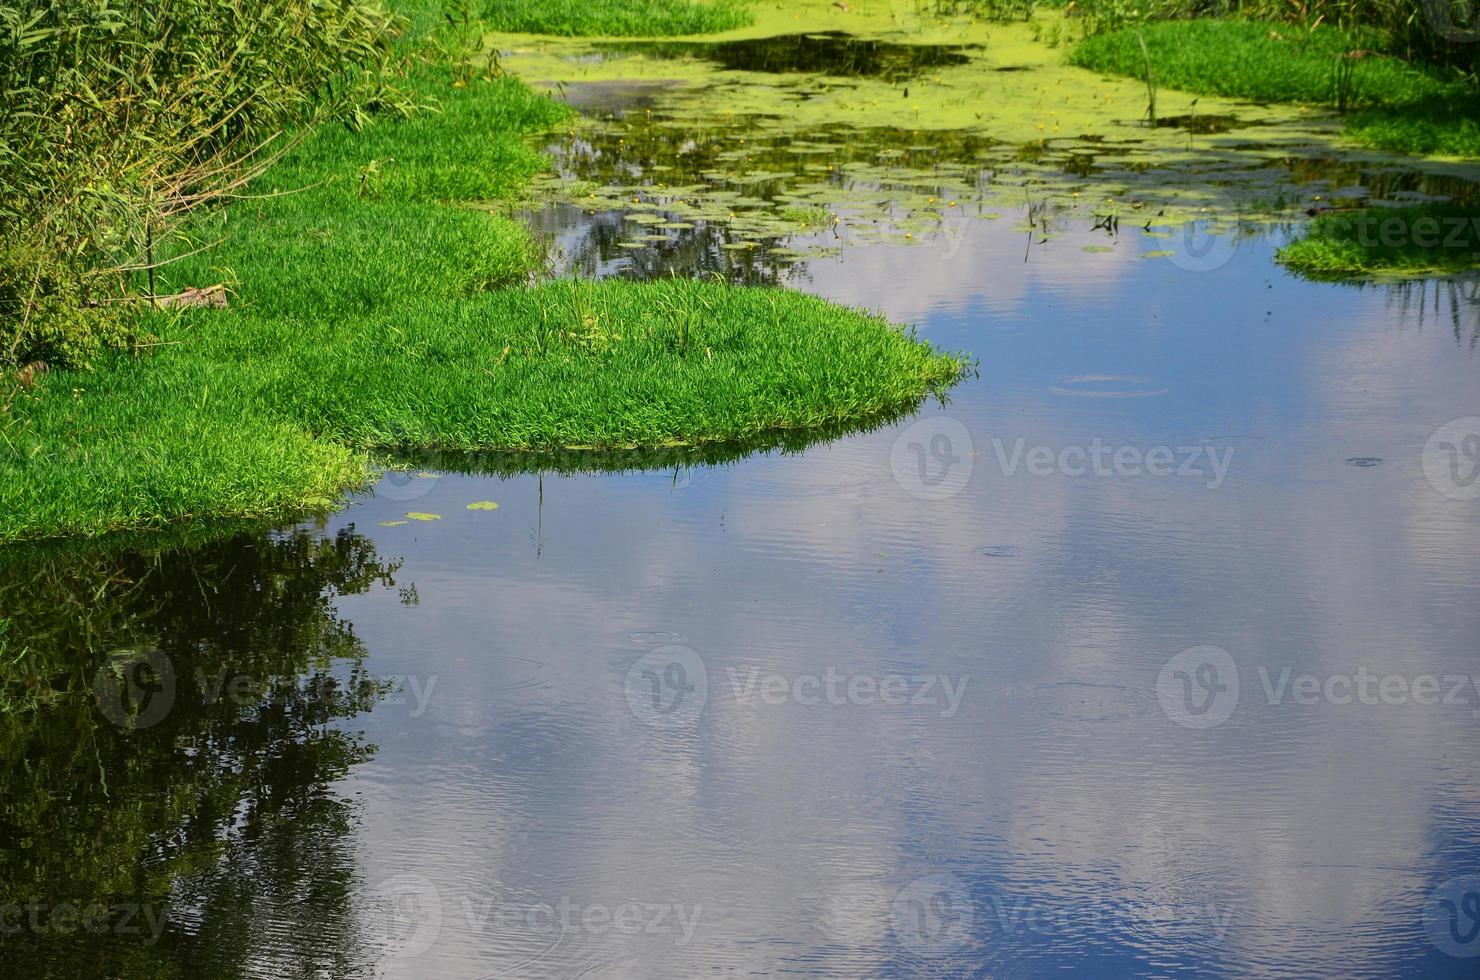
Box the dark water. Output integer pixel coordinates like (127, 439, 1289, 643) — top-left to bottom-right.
(595, 31, 976, 81)
(4, 86, 1480, 980)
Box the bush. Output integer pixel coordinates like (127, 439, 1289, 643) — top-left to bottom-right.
(0, 0, 415, 367)
(0, 245, 130, 369)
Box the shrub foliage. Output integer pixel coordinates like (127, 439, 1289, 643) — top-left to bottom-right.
(0, 0, 413, 366)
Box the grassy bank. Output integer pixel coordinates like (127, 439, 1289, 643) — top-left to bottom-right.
(1070, 18, 1480, 156)
(0, 58, 964, 545)
(0, 0, 421, 367)
(484, 0, 752, 36)
(1278, 204, 1480, 279)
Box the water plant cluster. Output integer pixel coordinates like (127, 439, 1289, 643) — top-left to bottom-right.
(1058, 2, 1477, 275)
(1071, 15, 1479, 155)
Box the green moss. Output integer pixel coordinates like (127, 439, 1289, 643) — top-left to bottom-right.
(1277, 204, 1480, 279)
(483, 0, 752, 37)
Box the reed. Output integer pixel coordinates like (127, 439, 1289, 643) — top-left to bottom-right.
(0, 0, 418, 368)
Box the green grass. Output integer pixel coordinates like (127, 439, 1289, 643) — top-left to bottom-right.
(1343, 91, 1480, 157)
(1069, 18, 1479, 155)
(483, 0, 752, 36)
(1070, 19, 1443, 104)
(0, 67, 964, 545)
(1277, 204, 1480, 279)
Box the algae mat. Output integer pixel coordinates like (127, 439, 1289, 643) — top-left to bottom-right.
(490, 3, 1478, 279)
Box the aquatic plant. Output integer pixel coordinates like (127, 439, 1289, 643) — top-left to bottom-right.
(1070, 16, 1477, 153)
(1136, 27, 1158, 125)
(1328, 49, 1364, 113)
(921, 0, 1037, 22)
(1277, 203, 1480, 279)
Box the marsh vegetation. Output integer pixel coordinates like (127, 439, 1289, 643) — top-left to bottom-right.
(0, 0, 1474, 543)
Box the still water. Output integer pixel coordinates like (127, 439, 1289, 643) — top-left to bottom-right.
(4, 65, 1480, 980)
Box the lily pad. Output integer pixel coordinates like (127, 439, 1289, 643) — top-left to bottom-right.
(378, 520, 409, 527)
(467, 501, 500, 510)
(405, 512, 442, 521)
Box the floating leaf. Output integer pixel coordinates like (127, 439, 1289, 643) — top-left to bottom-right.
(378, 520, 408, 527)
(467, 501, 500, 510)
(1141, 250, 1174, 258)
(1082, 244, 1114, 253)
(405, 512, 442, 521)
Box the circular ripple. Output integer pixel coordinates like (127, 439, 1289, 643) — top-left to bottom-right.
(1049, 375, 1169, 399)
(625, 630, 685, 646)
